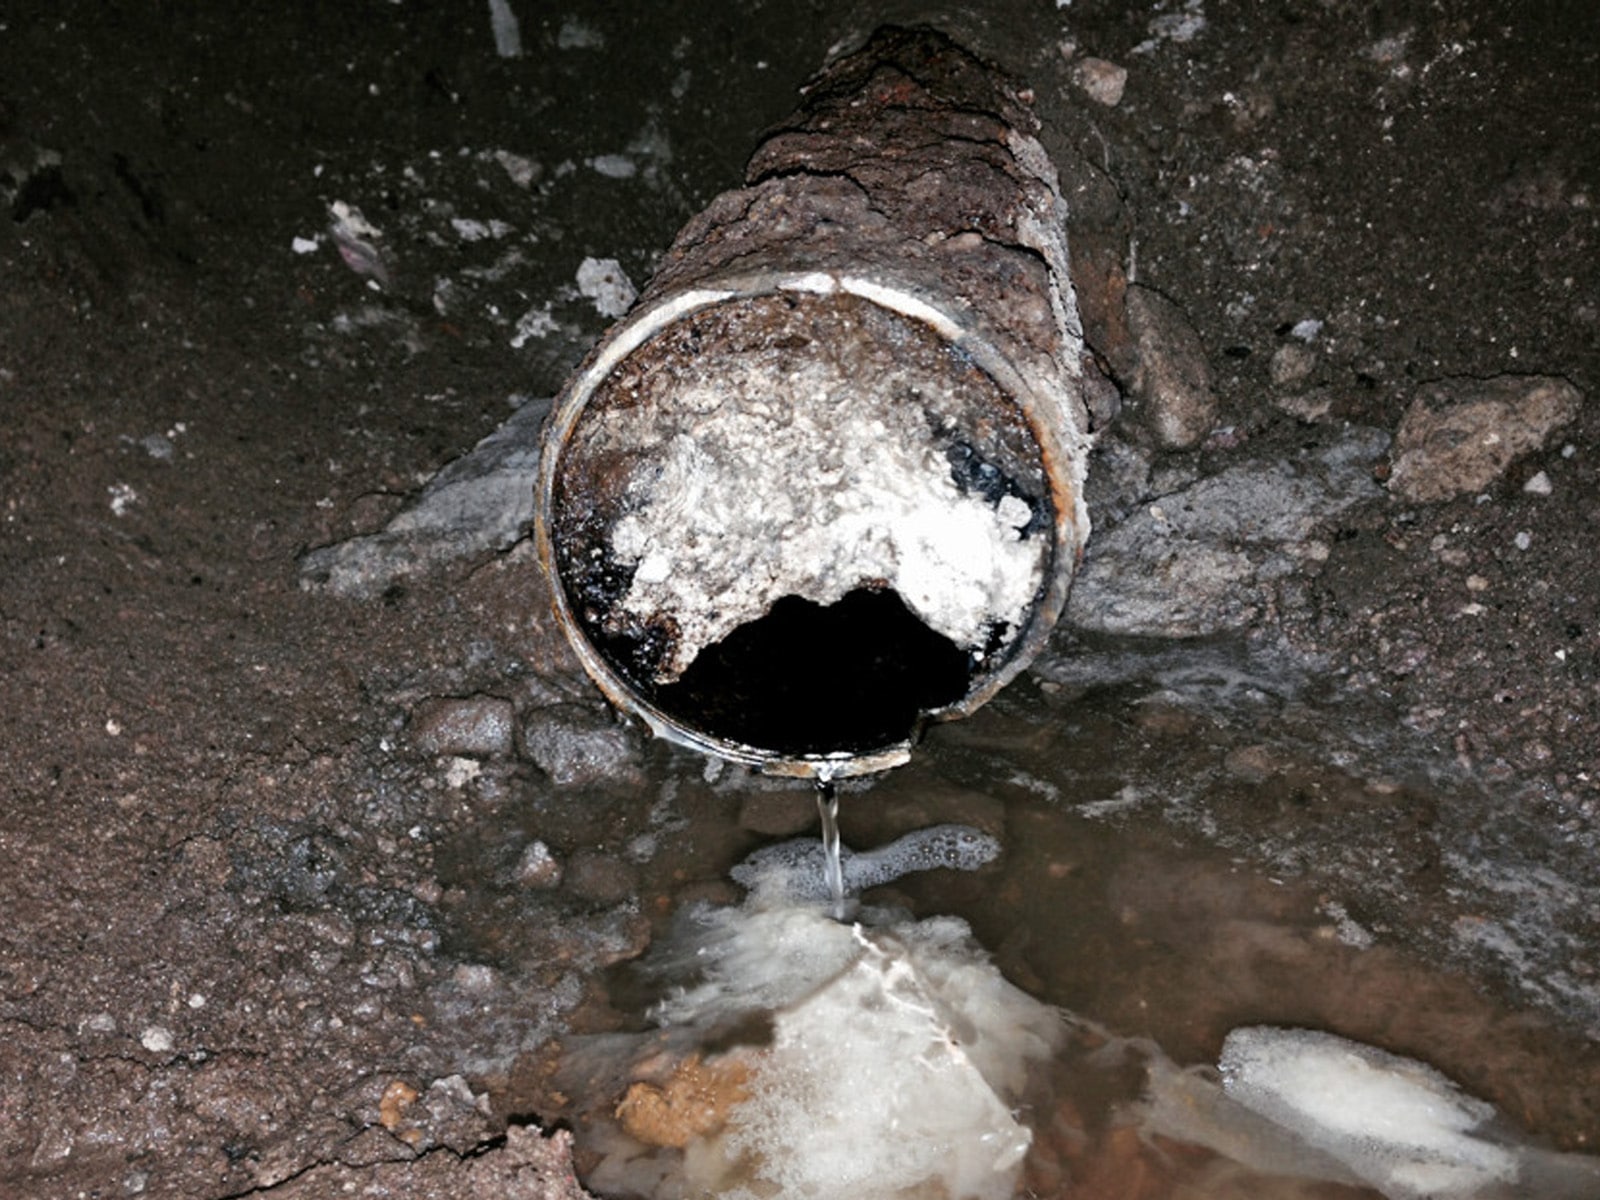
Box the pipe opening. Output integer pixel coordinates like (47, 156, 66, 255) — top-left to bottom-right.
(545, 289, 1059, 765)
(643, 587, 971, 756)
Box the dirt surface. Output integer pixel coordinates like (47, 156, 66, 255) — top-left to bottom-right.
(3, 2, 1597, 1196)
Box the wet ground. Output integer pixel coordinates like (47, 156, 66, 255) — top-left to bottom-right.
(3, 1, 1598, 1196)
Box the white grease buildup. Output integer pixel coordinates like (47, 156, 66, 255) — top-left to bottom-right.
(1135, 1025, 1600, 1199)
(602, 350, 1047, 680)
(1220, 1027, 1516, 1199)
(632, 901, 1062, 1200)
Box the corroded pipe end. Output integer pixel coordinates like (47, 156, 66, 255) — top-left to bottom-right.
(537, 272, 1086, 778)
(536, 29, 1089, 778)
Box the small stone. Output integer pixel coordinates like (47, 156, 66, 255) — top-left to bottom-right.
(1124, 284, 1218, 449)
(519, 703, 644, 788)
(379, 1079, 419, 1130)
(140, 1025, 175, 1054)
(1073, 57, 1128, 106)
(516, 839, 564, 889)
(31, 1123, 74, 1167)
(1273, 387, 1333, 424)
(1223, 744, 1282, 783)
(564, 850, 639, 904)
(616, 1053, 752, 1148)
(1270, 343, 1317, 387)
(1523, 470, 1553, 495)
(1388, 375, 1581, 502)
(409, 696, 516, 758)
(140, 433, 175, 460)
(443, 756, 482, 789)
(576, 257, 637, 319)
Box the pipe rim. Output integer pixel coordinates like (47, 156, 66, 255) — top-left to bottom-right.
(535, 268, 1087, 779)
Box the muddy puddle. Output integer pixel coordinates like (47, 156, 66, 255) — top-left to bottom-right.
(433, 638, 1599, 1198)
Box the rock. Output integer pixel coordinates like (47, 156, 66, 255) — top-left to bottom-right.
(1073, 57, 1128, 106)
(1058, 150, 1134, 379)
(1388, 375, 1581, 502)
(1125, 284, 1218, 449)
(298, 396, 551, 598)
(1067, 429, 1387, 637)
(410, 696, 516, 758)
(518, 703, 644, 788)
(516, 840, 564, 889)
(563, 851, 639, 905)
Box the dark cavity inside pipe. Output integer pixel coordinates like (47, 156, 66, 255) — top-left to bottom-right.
(640, 588, 970, 757)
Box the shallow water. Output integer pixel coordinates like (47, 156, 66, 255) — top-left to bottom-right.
(442, 636, 1600, 1195)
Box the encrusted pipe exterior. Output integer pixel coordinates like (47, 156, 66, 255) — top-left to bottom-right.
(536, 26, 1091, 777)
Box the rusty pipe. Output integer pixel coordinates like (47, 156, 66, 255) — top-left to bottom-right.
(535, 27, 1091, 778)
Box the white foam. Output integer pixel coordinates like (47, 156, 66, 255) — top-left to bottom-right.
(602, 902, 1060, 1200)
(1220, 1026, 1514, 1198)
(1132, 1026, 1600, 1199)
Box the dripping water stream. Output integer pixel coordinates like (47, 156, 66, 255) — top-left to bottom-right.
(816, 777, 845, 920)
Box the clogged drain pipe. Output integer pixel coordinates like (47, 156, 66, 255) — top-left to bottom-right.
(536, 26, 1092, 777)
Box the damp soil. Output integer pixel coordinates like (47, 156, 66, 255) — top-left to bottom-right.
(2, 2, 1598, 1197)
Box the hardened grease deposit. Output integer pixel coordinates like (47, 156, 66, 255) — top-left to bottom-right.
(552, 292, 1049, 684)
(1134, 1026, 1600, 1200)
(561, 892, 1063, 1200)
